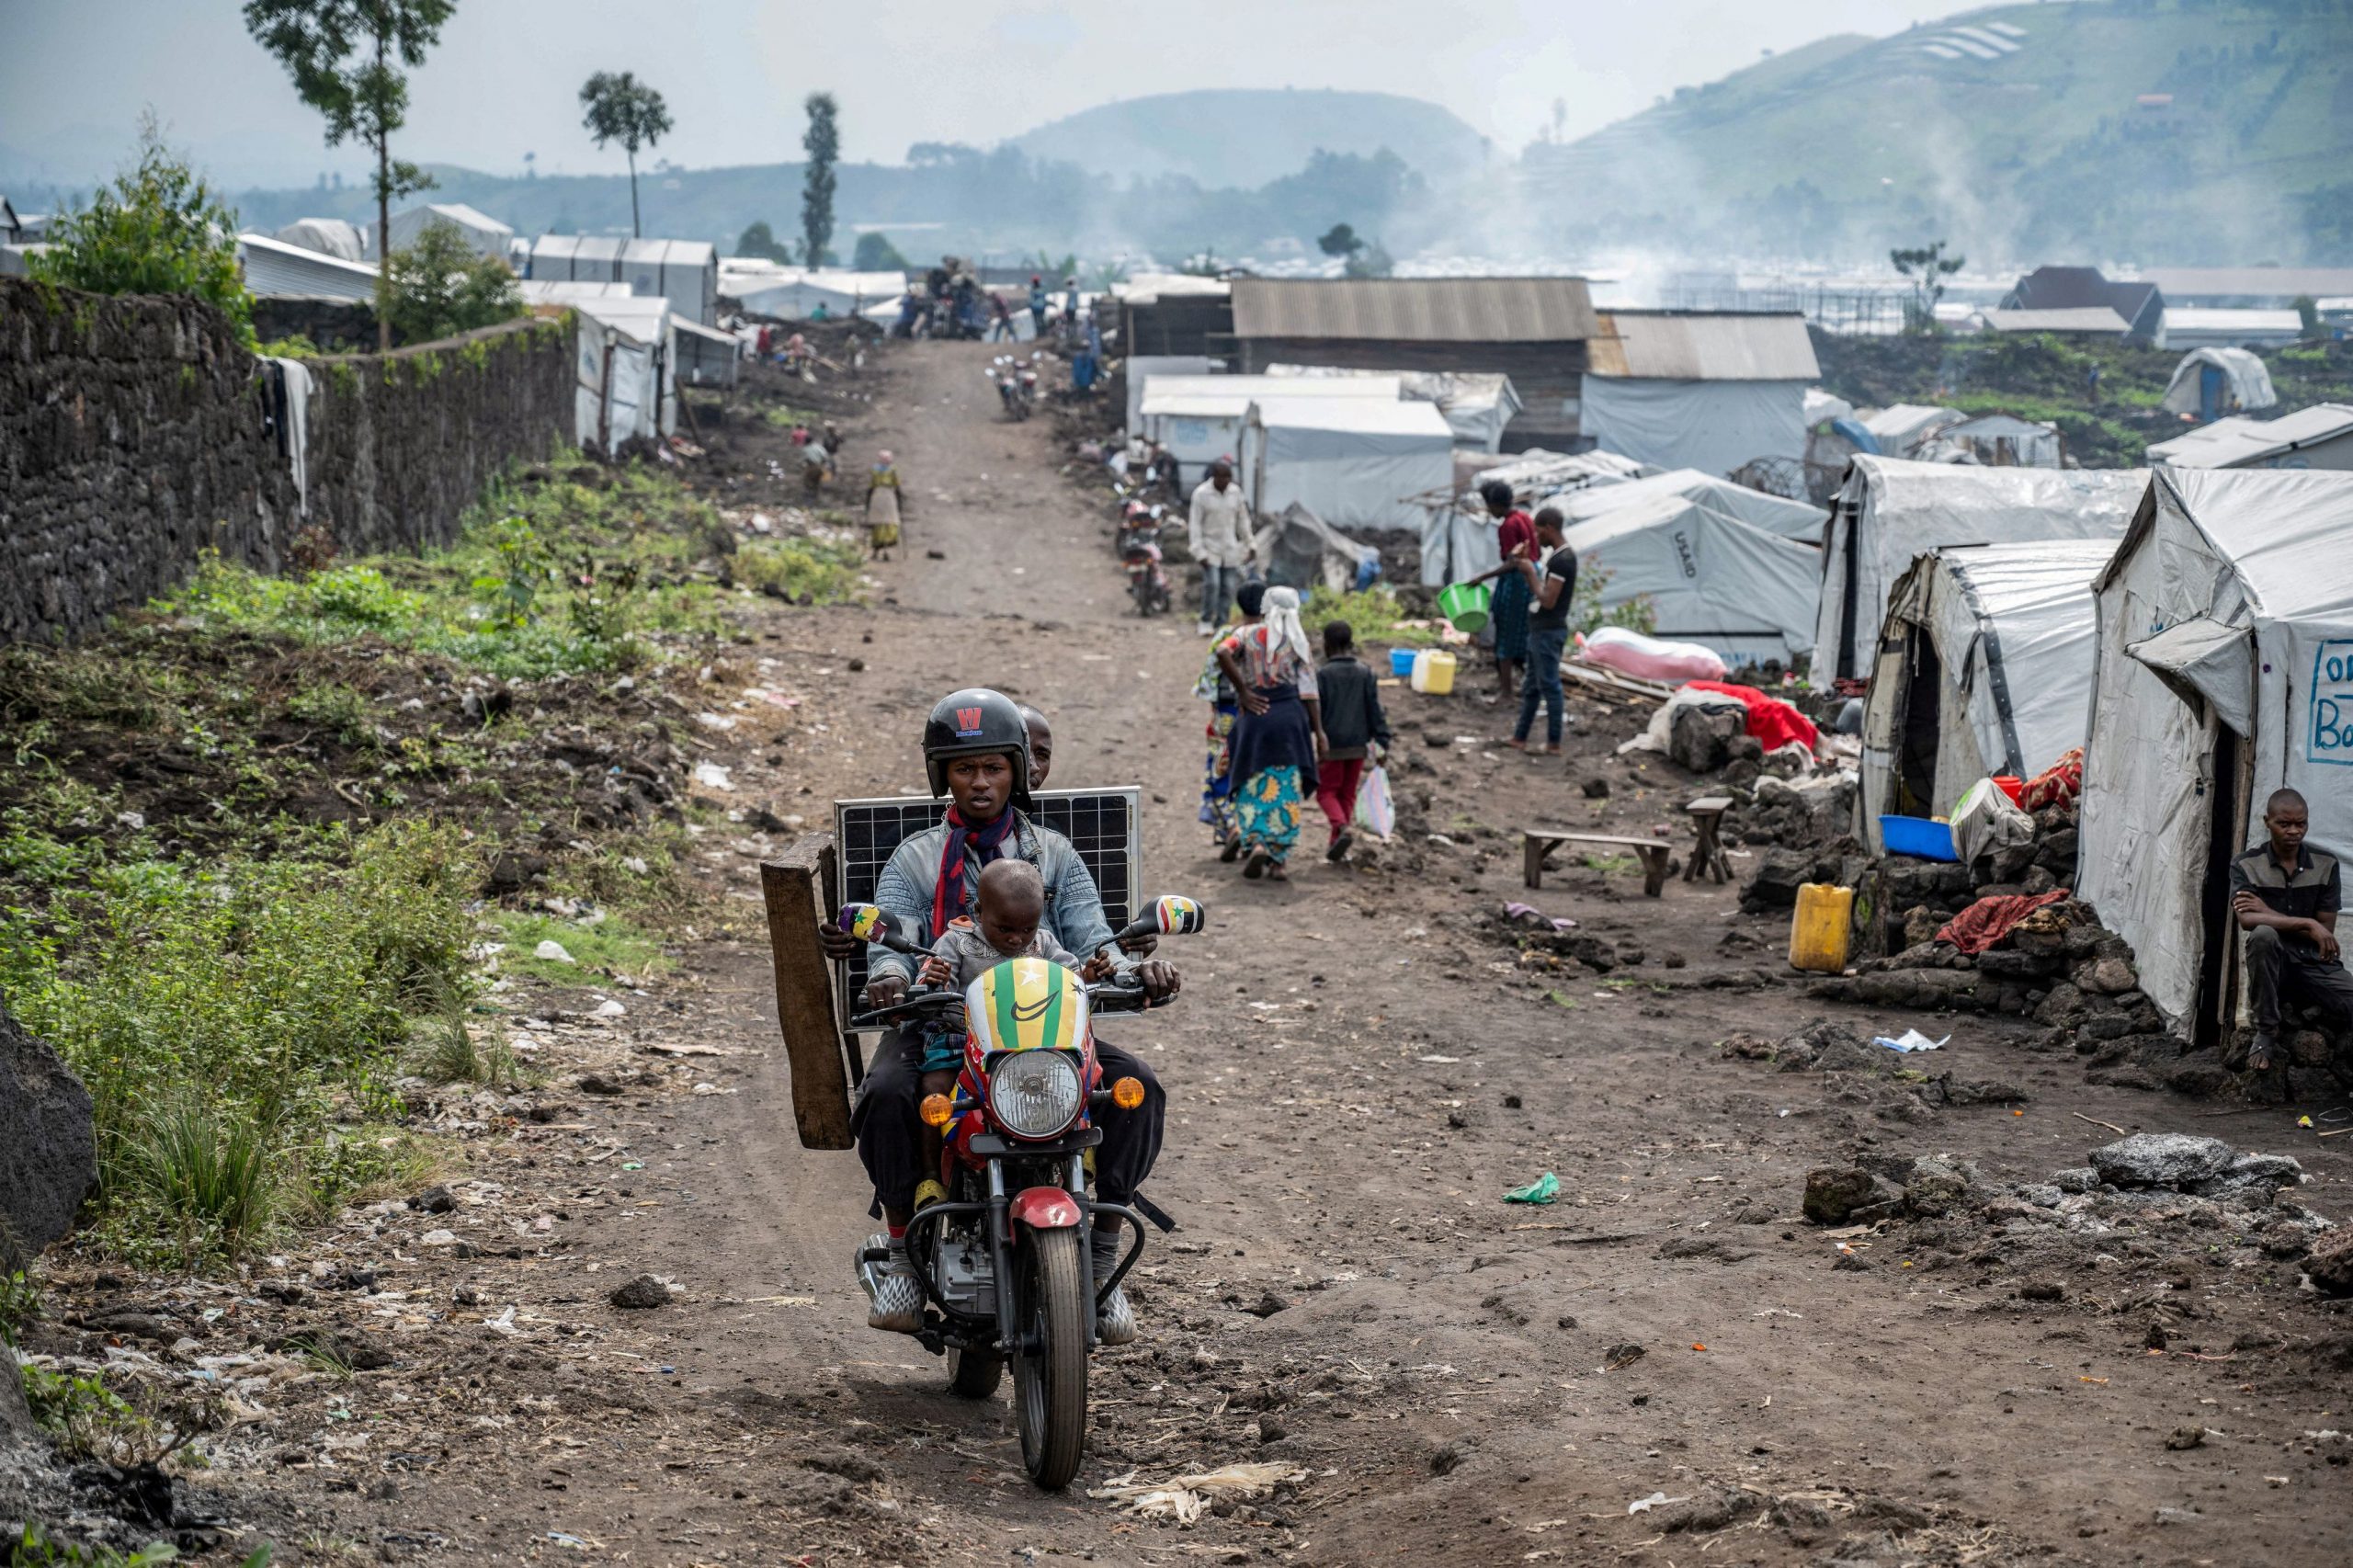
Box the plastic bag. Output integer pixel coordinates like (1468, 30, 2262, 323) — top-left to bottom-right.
(1354, 764, 1395, 839)
(1577, 625, 1727, 684)
(1949, 776, 2034, 867)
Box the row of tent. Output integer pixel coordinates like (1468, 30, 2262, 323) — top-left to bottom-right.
(1852, 465, 2353, 1050)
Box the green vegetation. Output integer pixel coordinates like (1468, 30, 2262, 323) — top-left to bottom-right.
(381, 219, 524, 346)
(801, 92, 841, 271)
(156, 459, 779, 678)
(0, 1268, 39, 1347)
(493, 908, 665, 984)
(854, 232, 910, 272)
(29, 119, 253, 345)
(1304, 584, 1438, 650)
(735, 220, 792, 264)
(578, 70, 673, 238)
(733, 534, 867, 604)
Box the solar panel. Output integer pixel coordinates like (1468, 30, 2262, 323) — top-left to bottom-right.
(832, 789, 1142, 1028)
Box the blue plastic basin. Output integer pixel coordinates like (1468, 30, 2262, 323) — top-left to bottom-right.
(1390, 648, 1416, 676)
(1879, 814, 1958, 862)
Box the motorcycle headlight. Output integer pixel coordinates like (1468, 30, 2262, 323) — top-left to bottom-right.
(987, 1050, 1083, 1140)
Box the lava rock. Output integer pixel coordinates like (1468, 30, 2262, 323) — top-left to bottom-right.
(2089, 1133, 2235, 1189)
(2305, 1227, 2353, 1299)
(0, 1003, 97, 1273)
(608, 1274, 673, 1310)
(1580, 777, 1611, 800)
(1669, 704, 1743, 773)
(1803, 1166, 1888, 1226)
(1742, 848, 1813, 912)
(407, 1185, 457, 1214)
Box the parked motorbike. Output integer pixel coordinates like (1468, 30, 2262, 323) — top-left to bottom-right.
(991, 357, 1034, 421)
(845, 894, 1207, 1488)
(1122, 536, 1171, 616)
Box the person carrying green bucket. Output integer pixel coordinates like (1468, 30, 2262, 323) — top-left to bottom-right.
(1456, 479, 1537, 705)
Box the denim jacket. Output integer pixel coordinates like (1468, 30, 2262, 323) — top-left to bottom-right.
(865, 812, 1116, 985)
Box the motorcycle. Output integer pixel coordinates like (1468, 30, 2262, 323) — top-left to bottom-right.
(845, 894, 1207, 1488)
(991, 358, 1034, 421)
(1114, 501, 1171, 616)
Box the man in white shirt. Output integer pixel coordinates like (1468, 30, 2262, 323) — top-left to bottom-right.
(1188, 460, 1253, 634)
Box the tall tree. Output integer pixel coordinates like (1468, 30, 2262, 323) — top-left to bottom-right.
(578, 71, 673, 238)
(801, 93, 839, 274)
(244, 0, 456, 351)
(735, 221, 792, 264)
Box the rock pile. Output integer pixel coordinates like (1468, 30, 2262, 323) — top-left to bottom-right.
(1804, 1131, 2337, 1286)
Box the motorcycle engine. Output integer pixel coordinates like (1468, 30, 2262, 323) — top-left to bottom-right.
(934, 1232, 996, 1317)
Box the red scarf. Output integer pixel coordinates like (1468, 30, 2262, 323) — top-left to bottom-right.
(932, 806, 1019, 938)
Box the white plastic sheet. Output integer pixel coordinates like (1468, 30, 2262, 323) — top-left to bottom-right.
(1550, 467, 1825, 541)
(1578, 377, 1807, 479)
(1562, 494, 1823, 665)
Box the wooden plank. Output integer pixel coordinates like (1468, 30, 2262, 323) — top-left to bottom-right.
(760, 834, 854, 1150)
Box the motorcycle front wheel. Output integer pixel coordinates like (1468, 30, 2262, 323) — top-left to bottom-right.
(1010, 1225, 1088, 1488)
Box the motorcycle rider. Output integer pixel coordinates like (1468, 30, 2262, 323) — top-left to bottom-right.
(818, 689, 1177, 1341)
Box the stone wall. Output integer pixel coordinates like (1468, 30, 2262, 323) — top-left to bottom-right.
(0, 278, 575, 644)
(251, 293, 377, 353)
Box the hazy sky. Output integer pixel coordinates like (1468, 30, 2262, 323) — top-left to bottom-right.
(3, 0, 1972, 188)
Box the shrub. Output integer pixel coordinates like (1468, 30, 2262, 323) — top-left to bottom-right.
(30, 117, 252, 346)
(120, 1100, 280, 1263)
(382, 219, 523, 346)
(732, 536, 865, 604)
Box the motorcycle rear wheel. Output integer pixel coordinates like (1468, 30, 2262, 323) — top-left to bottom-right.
(1011, 1226, 1088, 1488)
(947, 1345, 1004, 1399)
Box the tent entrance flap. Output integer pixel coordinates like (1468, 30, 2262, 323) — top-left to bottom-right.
(2126, 616, 2254, 737)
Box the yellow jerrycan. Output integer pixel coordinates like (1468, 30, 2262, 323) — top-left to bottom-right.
(1787, 882, 1854, 973)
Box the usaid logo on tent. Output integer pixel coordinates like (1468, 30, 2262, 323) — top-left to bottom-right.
(2313, 642, 2353, 766)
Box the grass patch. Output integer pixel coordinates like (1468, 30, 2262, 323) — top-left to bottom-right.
(155, 457, 742, 679)
(763, 403, 828, 429)
(494, 909, 665, 984)
(1303, 584, 1437, 650)
(1582, 853, 1638, 875)
(733, 533, 868, 603)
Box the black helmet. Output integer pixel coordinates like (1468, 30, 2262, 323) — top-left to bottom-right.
(922, 688, 1033, 808)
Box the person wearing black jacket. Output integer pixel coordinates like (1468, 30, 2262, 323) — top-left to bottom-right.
(1313, 621, 1392, 862)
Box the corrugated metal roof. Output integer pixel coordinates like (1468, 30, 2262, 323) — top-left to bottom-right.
(2143, 267, 2353, 301)
(236, 233, 379, 301)
(1231, 277, 1597, 343)
(2147, 403, 2353, 469)
(1586, 311, 1818, 381)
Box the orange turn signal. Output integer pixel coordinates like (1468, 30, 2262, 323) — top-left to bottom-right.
(920, 1093, 955, 1128)
(1110, 1075, 1145, 1110)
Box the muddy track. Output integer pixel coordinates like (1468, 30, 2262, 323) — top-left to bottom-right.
(56, 339, 2346, 1566)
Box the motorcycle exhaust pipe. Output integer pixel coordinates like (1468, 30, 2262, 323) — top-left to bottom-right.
(853, 1239, 892, 1305)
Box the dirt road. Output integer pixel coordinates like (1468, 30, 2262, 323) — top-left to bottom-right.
(155, 340, 2351, 1565)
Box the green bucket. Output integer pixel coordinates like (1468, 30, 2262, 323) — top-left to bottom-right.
(1437, 580, 1492, 634)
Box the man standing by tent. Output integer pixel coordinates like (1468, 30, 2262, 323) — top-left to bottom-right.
(2231, 788, 2352, 1078)
(1188, 460, 1254, 636)
(1507, 506, 1577, 757)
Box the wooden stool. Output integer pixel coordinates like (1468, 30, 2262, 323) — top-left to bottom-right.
(1522, 828, 1672, 897)
(1683, 795, 1734, 884)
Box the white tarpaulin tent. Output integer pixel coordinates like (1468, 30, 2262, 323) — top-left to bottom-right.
(1580, 378, 1808, 478)
(671, 315, 741, 389)
(1248, 502, 1381, 594)
(1861, 404, 1965, 457)
(2145, 403, 2353, 472)
(1923, 413, 2064, 470)
(1265, 364, 1525, 452)
(1551, 467, 1826, 541)
(2078, 468, 2353, 1035)
(1126, 355, 1214, 436)
(519, 279, 632, 309)
(1560, 494, 1823, 666)
(1241, 396, 1454, 535)
(574, 295, 674, 454)
(529, 237, 719, 324)
(1815, 456, 2147, 680)
(1142, 375, 1403, 492)
(385, 202, 512, 260)
(719, 265, 904, 322)
(1418, 449, 1652, 585)
(270, 217, 366, 263)
(236, 233, 379, 301)
(1858, 540, 2115, 852)
(2159, 347, 2278, 416)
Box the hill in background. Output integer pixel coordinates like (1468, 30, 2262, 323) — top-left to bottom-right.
(1008, 87, 1492, 190)
(1525, 0, 2353, 265)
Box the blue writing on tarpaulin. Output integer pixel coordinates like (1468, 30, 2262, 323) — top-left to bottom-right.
(2311, 640, 2353, 767)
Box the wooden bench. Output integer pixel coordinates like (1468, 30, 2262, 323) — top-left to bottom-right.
(1522, 829, 1672, 897)
(1683, 795, 1735, 885)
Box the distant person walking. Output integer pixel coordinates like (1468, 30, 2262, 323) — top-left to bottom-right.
(1029, 274, 1049, 336)
(864, 450, 905, 560)
(1507, 506, 1576, 756)
(1313, 621, 1391, 862)
(1461, 479, 1537, 705)
(1188, 460, 1253, 635)
(1214, 585, 1325, 882)
(1194, 582, 1263, 858)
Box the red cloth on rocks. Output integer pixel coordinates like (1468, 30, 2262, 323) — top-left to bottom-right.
(1937, 890, 2071, 956)
(1683, 681, 1820, 755)
(2020, 747, 2085, 812)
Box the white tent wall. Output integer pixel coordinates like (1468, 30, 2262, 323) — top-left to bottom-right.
(1578, 377, 1807, 479)
(1242, 398, 1454, 536)
(573, 297, 675, 455)
(2159, 347, 2278, 416)
(1551, 467, 1826, 541)
(1814, 457, 2147, 681)
(271, 217, 366, 262)
(1559, 495, 1822, 665)
(1125, 355, 1214, 436)
(1144, 376, 1404, 494)
(720, 268, 905, 322)
(621, 240, 718, 325)
(2080, 469, 2353, 1035)
(1264, 364, 1524, 453)
(1857, 540, 2114, 853)
(384, 202, 512, 261)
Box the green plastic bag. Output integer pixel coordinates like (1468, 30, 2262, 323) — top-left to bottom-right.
(1503, 1171, 1560, 1205)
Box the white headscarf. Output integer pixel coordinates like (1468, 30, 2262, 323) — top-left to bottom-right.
(1261, 585, 1314, 672)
